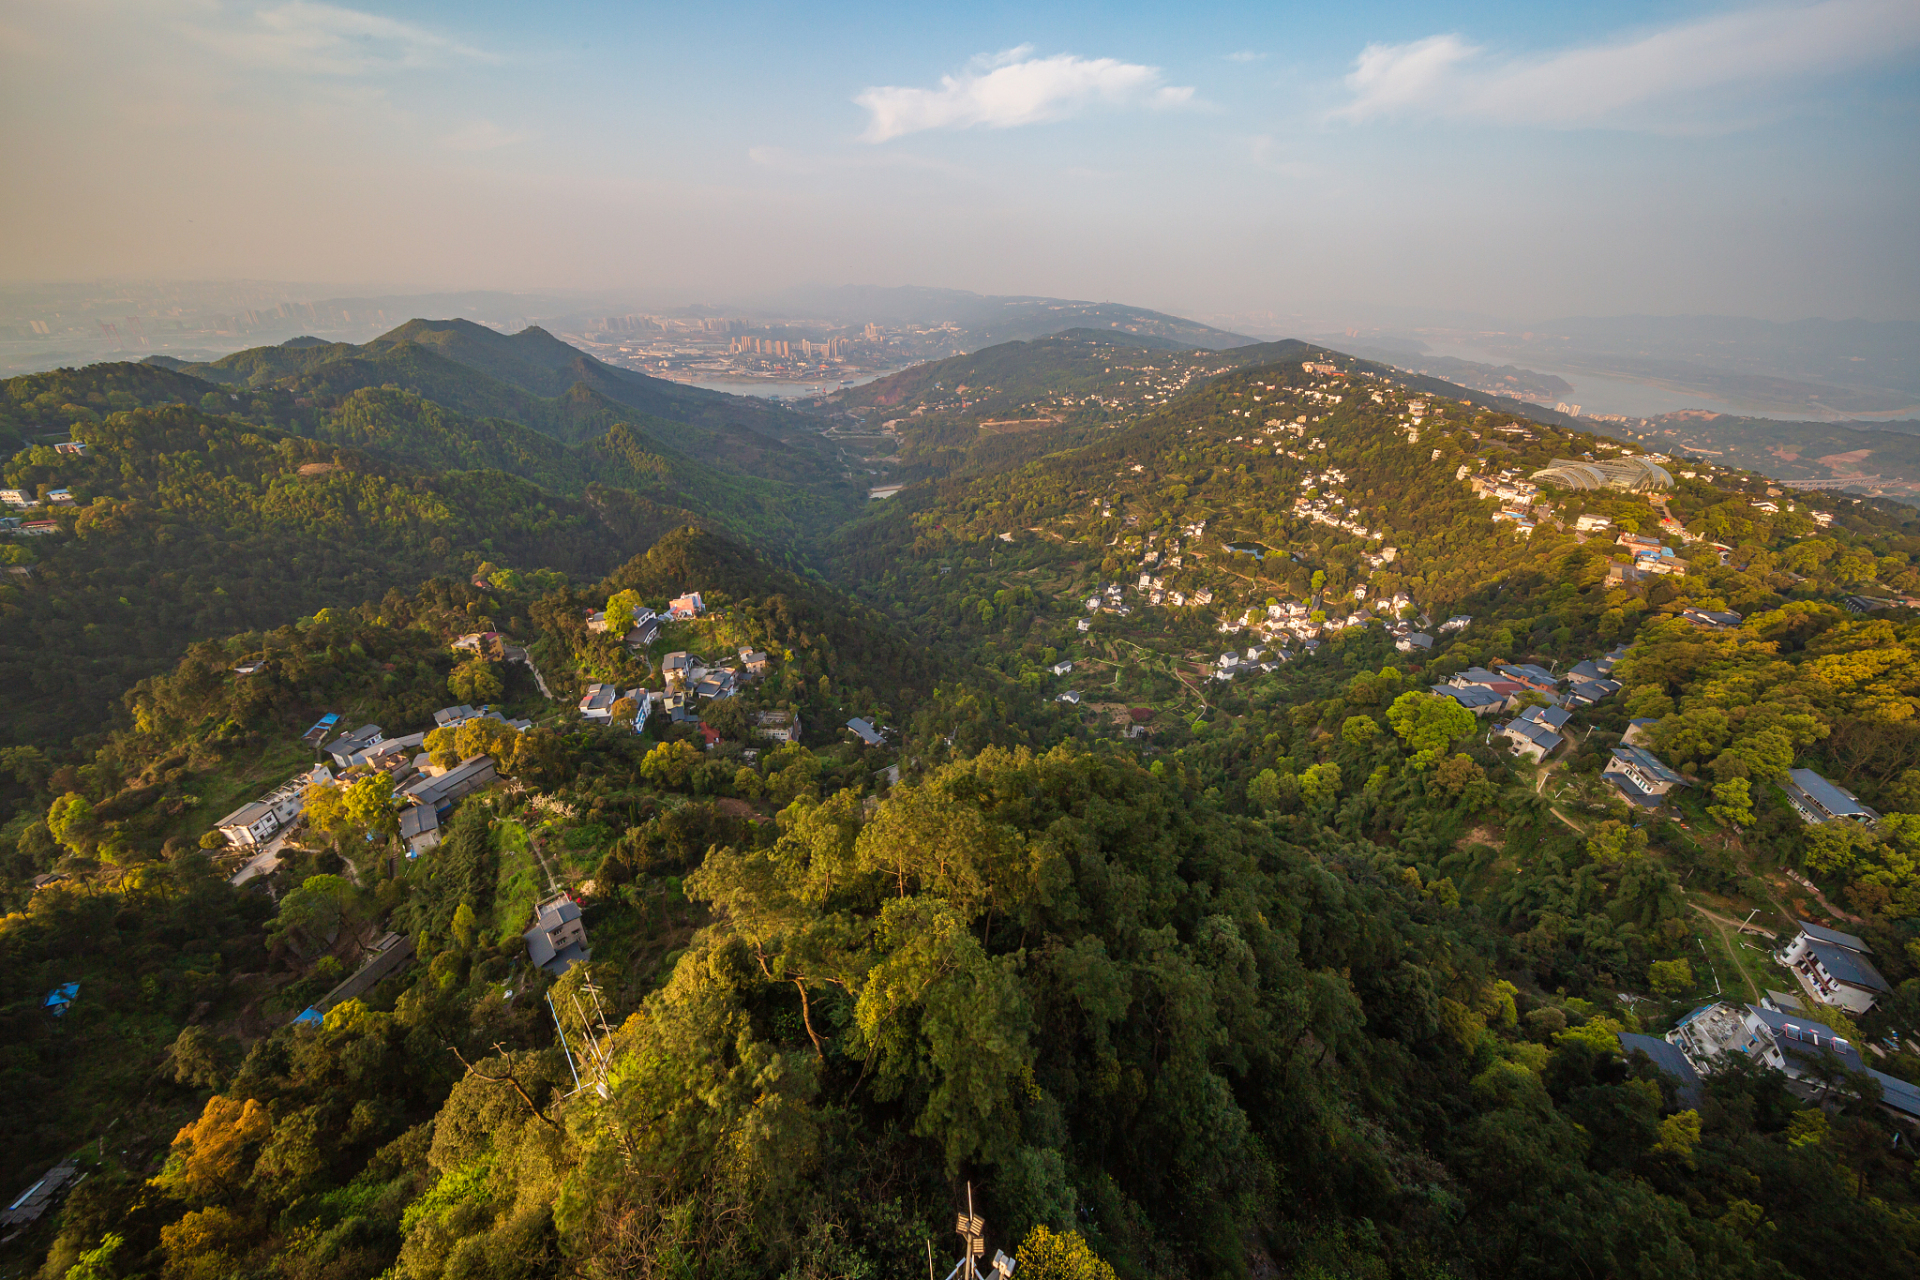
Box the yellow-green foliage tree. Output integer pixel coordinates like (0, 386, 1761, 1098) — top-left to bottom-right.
(1014, 1226, 1118, 1280)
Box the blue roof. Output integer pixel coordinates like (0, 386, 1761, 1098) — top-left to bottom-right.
(1797, 919, 1870, 953)
(1746, 1003, 1869, 1073)
(1611, 745, 1686, 786)
(293, 1007, 323, 1026)
(44, 982, 78, 1012)
(1520, 704, 1572, 730)
(1805, 939, 1891, 993)
(1787, 769, 1874, 821)
(1619, 1033, 1703, 1106)
(1434, 684, 1502, 707)
(1869, 1068, 1920, 1118)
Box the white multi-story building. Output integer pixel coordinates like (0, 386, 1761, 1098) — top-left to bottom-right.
(1775, 921, 1891, 1014)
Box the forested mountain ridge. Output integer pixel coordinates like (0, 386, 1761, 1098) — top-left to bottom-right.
(151, 318, 842, 487)
(0, 405, 649, 747)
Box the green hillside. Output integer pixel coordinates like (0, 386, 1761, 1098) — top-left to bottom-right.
(162, 319, 838, 483)
(311, 386, 854, 543)
(5, 326, 1920, 1280)
(0, 405, 637, 746)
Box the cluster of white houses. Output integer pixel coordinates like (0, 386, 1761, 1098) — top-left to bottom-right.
(216, 704, 529, 857)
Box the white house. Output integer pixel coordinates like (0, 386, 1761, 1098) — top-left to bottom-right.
(1781, 769, 1879, 826)
(1050, 660, 1074, 676)
(754, 710, 803, 744)
(1776, 921, 1892, 1014)
(578, 682, 619, 720)
(1499, 704, 1571, 762)
(1603, 745, 1688, 808)
(215, 766, 330, 847)
(1662, 1000, 1920, 1122)
(326, 724, 386, 769)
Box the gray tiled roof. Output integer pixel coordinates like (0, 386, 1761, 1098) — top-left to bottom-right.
(1787, 769, 1875, 821)
(1619, 1033, 1703, 1106)
(1797, 919, 1871, 953)
(1806, 939, 1891, 993)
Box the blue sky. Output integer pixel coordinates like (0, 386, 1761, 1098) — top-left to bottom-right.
(3, 1, 1917, 321)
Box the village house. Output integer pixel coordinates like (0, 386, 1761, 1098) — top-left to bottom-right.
(1689, 610, 1751, 633)
(668, 591, 705, 620)
(846, 717, 885, 747)
(434, 704, 485, 730)
(399, 806, 442, 858)
(1395, 632, 1433, 653)
(399, 754, 498, 814)
(1493, 661, 1561, 694)
(215, 765, 331, 847)
(1775, 921, 1892, 1014)
(694, 671, 737, 701)
(327, 724, 386, 769)
(1504, 705, 1573, 760)
(523, 894, 590, 975)
(1432, 684, 1505, 716)
(754, 710, 802, 744)
(578, 682, 620, 720)
(1564, 673, 1622, 707)
(1781, 769, 1879, 826)
(1657, 1000, 1920, 1121)
(1050, 659, 1074, 676)
(451, 631, 507, 661)
(661, 651, 702, 691)
(741, 649, 772, 676)
(1603, 745, 1688, 808)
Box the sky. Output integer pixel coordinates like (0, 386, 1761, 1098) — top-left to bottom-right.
(3, 0, 1918, 322)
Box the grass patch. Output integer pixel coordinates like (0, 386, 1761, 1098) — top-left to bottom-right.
(491, 819, 542, 947)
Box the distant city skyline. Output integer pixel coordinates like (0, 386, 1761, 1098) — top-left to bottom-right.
(3, 1, 1917, 321)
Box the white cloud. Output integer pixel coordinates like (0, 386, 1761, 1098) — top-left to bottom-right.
(188, 1, 497, 76)
(856, 48, 1194, 142)
(1224, 51, 1266, 63)
(1335, 0, 1920, 129)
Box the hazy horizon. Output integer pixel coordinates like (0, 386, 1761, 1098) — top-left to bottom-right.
(4, 1, 1918, 323)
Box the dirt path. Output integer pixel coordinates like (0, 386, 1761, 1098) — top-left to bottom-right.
(1784, 870, 1862, 923)
(1532, 760, 1585, 833)
(1689, 902, 1774, 936)
(1694, 907, 1766, 1004)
